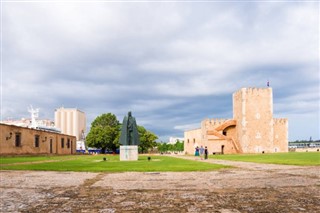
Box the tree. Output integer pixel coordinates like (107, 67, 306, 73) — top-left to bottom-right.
(156, 142, 168, 153)
(86, 113, 120, 153)
(175, 140, 184, 152)
(86, 112, 159, 154)
(138, 126, 158, 153)
(156, 140, 184, 153)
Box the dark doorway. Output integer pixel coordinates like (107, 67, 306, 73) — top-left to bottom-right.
(50, 140, 53, 153)
(70, 141, 73, 154)
(221, 145, 225, 154)
(15, 133, 21, 147)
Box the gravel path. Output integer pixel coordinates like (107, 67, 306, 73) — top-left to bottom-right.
(1, 156, 319, 213)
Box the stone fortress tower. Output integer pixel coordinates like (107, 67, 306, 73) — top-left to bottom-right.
(184, 87, 288, 154)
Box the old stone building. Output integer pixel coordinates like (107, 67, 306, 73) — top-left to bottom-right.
(0, 123, 76, 155)
(184, 87, 288, 154)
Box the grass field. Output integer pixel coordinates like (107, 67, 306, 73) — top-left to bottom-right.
(0, 155, 78, 164)
(1, 152, 318, 172)
(0, 155, 229, 172)
(210, 152, 320, 166)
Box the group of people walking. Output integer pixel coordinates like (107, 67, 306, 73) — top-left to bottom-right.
(195, 145, 208, 160)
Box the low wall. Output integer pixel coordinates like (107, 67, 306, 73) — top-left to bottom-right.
(289, 148, 320, 152)
(1, 123, 76, 155)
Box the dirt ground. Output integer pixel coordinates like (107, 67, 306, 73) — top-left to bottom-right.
(1, 156, 319, 213)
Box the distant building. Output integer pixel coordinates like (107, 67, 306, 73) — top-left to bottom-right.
(1, 106, 59, 132)
(54, 107, 86, 141)
(184, 87, 288, 154)
(1, 118, 54, 128)
(168, 137, 184, 144)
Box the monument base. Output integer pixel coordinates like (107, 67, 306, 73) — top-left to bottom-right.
(120, 145, 138, 161)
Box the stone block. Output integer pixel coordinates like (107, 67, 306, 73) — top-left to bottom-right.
(120, 145, 138, 161)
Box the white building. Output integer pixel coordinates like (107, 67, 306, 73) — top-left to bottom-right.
(1, 118, 54, 128)
(54, 107, 86, 141)
(168, 137, 184, 144)
(1, 106, 55, 129)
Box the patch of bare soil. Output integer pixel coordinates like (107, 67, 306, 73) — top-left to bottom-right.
(1, 158, 319, 212)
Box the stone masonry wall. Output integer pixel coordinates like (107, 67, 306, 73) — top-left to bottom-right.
(273, 118, 289, 152)
(185, 87, 288, 154)
(233, 88, 274, 153)
(0, 123, 76, 155)
(184, 128, 202, 155)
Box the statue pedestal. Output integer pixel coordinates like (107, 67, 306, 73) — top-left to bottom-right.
(120, 145, 138, 161)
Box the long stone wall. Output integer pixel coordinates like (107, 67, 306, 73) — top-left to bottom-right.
(0, 123, 76, 155)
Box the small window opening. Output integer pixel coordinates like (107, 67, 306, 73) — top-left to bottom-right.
(61, 138, 65, 148)
(15, 133, 21, 147)
(67, 138, 70, 149)
(35, 135, 40, 147)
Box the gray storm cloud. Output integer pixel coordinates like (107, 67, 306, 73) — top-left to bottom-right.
(1, 2, 319, 141)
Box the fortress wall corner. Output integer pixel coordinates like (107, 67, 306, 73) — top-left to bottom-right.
(273, 118, 288, 152)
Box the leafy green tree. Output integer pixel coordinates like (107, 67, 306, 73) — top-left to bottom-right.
(156, 140, 184, 153)
(175, 140, 184, 152)
(157, 142, 171, 153)
(86, 113, 120, 153)
(86, 112, 159, 154)
(168, 143, 174, 151)
(156, 142, 167, 153)
(138, 126, 158, 153)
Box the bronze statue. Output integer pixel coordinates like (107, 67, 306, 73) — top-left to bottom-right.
(119, 111, 140, 146)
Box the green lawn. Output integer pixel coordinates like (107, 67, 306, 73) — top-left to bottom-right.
(0, 155, 80, 164)
(210, 152, 320, 166)
(0, 155, 229, 172)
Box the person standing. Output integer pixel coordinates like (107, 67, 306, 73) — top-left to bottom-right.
(204, 146, 208, 160)
(195, 146, 200, 159)
(199, 146, 205, 160)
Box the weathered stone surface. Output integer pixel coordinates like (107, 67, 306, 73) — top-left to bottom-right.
(1, 158, 319, 212)
(185, 88, 289, 155)
(120, 145, 138, 161)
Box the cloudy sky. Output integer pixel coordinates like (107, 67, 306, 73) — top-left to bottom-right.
(1, 1, 319, 141)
